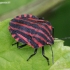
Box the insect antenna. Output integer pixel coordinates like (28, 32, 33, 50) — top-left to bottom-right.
(50, 45, 54, 64)
(54, 37, 70, 40)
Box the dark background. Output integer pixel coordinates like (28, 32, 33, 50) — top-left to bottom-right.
(39, 0, 70, 46)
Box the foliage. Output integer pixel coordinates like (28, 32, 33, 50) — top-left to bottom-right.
(0, 0, 33, 16)
(0, 19, 70, 70)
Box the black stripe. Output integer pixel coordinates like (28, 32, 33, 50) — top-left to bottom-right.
(44, 23, 52, 33)
(11, 18, 52, 39)
(11, 34, 17, 39)
(21, 14, 30, 18)
(10, 28, 38, 48)
(26, 19, 52, 30)
(19, 38, 27, 44)
(33, 37, 46, 45)
(9, 28, 27, 44)
(17, 30, 39, 48)
(10, 23, 37, 34)
(16, 16, 19, 18)
(11, 32, 27, 44)
(32, 15, 38, 19)
(14, 14, 51, 26)
(24, 19, 52, 34)
(46, 21, 51, 25)
(27, 18, 51, 26)
(21, 14, 38, 19)
(21, 15, 24, 18)
(26, 14, 30, 18)
(50, 37, 54, 44)
(10, 23, 51, 43)
(21, 16, 51, 26)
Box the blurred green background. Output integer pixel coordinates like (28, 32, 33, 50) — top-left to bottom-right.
(0, 0, 70, 46)
(0, 0, 33, 16)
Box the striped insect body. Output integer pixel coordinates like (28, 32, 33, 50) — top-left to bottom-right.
(9, 14, 54, 65)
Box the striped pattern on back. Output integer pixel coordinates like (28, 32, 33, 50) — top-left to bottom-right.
(9, 14, 54, 48)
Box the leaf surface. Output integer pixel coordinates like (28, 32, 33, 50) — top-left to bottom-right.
(0, 19, 70, 70)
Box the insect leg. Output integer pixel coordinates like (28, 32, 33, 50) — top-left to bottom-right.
(50, 45, 54, 64)
(12, 42, 19, 46)
(27, 48, 38, 61)
(12, 42, 27, 49)
(42, 46, 49, 65)
(18, 44, 27, 49)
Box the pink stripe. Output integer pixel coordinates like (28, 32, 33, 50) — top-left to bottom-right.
(17, 33, 34, 48)
(12, 34, 16, 38)
(10, 26, 47, 43)
(10, 26, 53, 47)
(24, 14, 27, 17)
(32, 38, 43, 47)
(29, 14, 32, 18)
(11, 21, 51, 41)
(15, 37, 19, 42)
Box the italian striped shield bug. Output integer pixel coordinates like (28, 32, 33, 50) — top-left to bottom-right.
(9, 14, 54, 65)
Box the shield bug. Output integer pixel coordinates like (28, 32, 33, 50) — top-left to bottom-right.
(9, 14, 54, 65)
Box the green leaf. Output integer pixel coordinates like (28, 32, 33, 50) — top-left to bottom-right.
(0, 19, 70, 70)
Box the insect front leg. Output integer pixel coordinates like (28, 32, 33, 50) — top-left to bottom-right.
(12, 42, 27, 49)
(18, 44, 27, 49)
(12, 42, 19, 46)
(42, 46, 49, 65)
